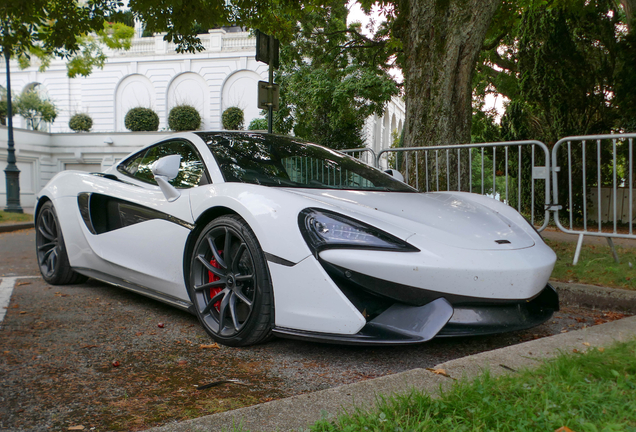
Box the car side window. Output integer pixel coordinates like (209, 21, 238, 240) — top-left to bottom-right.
(117, 140, 208, 188)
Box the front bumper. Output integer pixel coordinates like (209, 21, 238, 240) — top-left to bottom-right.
(272, 284, 559, 345)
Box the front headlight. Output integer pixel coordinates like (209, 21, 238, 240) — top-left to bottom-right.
(298, 208, 419, 253)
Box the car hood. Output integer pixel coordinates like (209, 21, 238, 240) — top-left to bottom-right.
(284, 189, 535, 250)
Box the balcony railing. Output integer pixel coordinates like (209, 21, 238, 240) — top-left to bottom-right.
(108, 30, 256, 56)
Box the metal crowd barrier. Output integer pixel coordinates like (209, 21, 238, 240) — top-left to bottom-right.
(552, 133, 636, 264)
(339, 147, 376, 166)
(376, 141, 552, 231)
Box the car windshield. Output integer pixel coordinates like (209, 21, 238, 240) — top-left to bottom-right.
(196, 133, 415, 192)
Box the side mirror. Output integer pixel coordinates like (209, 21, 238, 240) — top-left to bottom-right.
(151, 155, 181, 202)
(384, 169, 405, 183)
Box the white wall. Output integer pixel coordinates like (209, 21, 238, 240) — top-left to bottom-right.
(0, 126, 168, 208)
(0, 31, 269, 134)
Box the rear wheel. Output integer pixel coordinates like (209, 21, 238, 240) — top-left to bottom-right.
(189, 215, 273, 346)
(35, 201, 87, 285)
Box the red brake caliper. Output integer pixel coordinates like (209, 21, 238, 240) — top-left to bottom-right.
(208, 250, 223, 312)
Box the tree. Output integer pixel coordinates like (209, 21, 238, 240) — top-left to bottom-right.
(14, 88, 58, 131)
(475, 0, 636, 220)
(271, 3, 398, 150)
(124, 0, 499, 150)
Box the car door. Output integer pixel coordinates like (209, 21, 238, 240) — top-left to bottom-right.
(81, 138, 209, 301)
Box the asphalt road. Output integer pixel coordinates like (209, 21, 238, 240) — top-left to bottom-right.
(0, 228, 624, 431)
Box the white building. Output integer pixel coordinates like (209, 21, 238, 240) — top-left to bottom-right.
(0, 31, 404, 208)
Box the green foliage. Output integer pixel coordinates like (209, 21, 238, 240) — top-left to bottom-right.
(68, 113, 93, 132)
(107, 10, 135, 28)
(0, 0, 115, 58)
(125, 107, 160, 132)
(0, 100, 6, 126)
(1, 1, 133, 79)
(14, 89, 57, 131)
(473, 0, 636, 221)
(248, 117, 268, 131)
(270, 3, 399, 150)
(168, 105, 201, 131)
(222, 107, 244, 130)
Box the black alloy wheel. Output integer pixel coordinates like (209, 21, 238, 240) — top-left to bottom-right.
(189, 215, 273, 346)
(35, 201, 87, 285)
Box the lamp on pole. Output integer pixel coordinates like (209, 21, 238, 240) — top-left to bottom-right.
(3, 47, 23, 213)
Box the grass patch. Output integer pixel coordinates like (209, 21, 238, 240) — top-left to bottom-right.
(309, 340, 636, 432)
(0, 210, 32, 223)
(547, 239, 636, 290)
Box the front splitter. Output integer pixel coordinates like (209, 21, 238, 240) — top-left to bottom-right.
(272, 285, 559, 345)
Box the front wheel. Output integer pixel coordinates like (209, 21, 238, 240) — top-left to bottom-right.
(189, 215, 273, 346)
(35, 201, 87, 285)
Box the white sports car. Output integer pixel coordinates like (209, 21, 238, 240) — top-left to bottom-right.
(35, 132, 558, 346)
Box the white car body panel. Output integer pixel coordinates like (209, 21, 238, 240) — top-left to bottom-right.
(319, 242, 555, 300)
(269, 257, 366, 333)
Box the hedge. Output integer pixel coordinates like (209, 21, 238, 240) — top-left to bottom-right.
(125, 107, 159, 131)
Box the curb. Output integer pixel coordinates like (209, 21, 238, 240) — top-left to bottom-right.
(145, 316, 636, 432)
(0, 222, 34, 233)
(552, 281, 636, 313)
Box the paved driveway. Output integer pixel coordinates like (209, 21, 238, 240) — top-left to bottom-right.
(0, 229, 618, 431)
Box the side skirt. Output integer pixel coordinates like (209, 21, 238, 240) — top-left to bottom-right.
(74, 267, 195, 314)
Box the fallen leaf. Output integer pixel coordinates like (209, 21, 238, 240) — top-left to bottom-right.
(598, 347, 605, 353)
(426, 368, 451, 378)
(68, 426, 85, 431)
(112, 361, 120, 367)
(200, 343, 220, 349)
(582, 342, 591, 347)
(178, 360, 187, 365)
(135, 332, 143, 336)
(19, 311, 26, 314)
(16, 281, 31, 286)
(555, 427, 576, 432)
(158, 323, 165, 328)
(572, 349, 578, 353)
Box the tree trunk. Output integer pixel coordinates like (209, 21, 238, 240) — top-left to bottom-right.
(396, 0, 499, 190)
(399, 0, 499, 148)
(621, 0, 636, 30)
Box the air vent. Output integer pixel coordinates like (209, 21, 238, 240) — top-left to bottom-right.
(495, 239, 511, 244)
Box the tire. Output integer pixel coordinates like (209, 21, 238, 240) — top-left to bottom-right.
(189, 215, 273, 346)
(35, 201, 88, 285)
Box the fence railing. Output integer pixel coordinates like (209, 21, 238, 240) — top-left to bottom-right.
(341, 134, 636, 264)
(339, 148, 376, 167)
(376, 141, 552, 231)
(552, 133, 636, 263)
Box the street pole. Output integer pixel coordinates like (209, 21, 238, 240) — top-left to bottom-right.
(3, 49, 23, 213)
(267, 40, 274, 134)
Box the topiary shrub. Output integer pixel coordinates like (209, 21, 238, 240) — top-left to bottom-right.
(168, 105, 201, 131)
(69, 113, 93, 132)
(125, 107, 159, 131)
(222, 106, 244, 130)
(248, 117, 268, 131)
